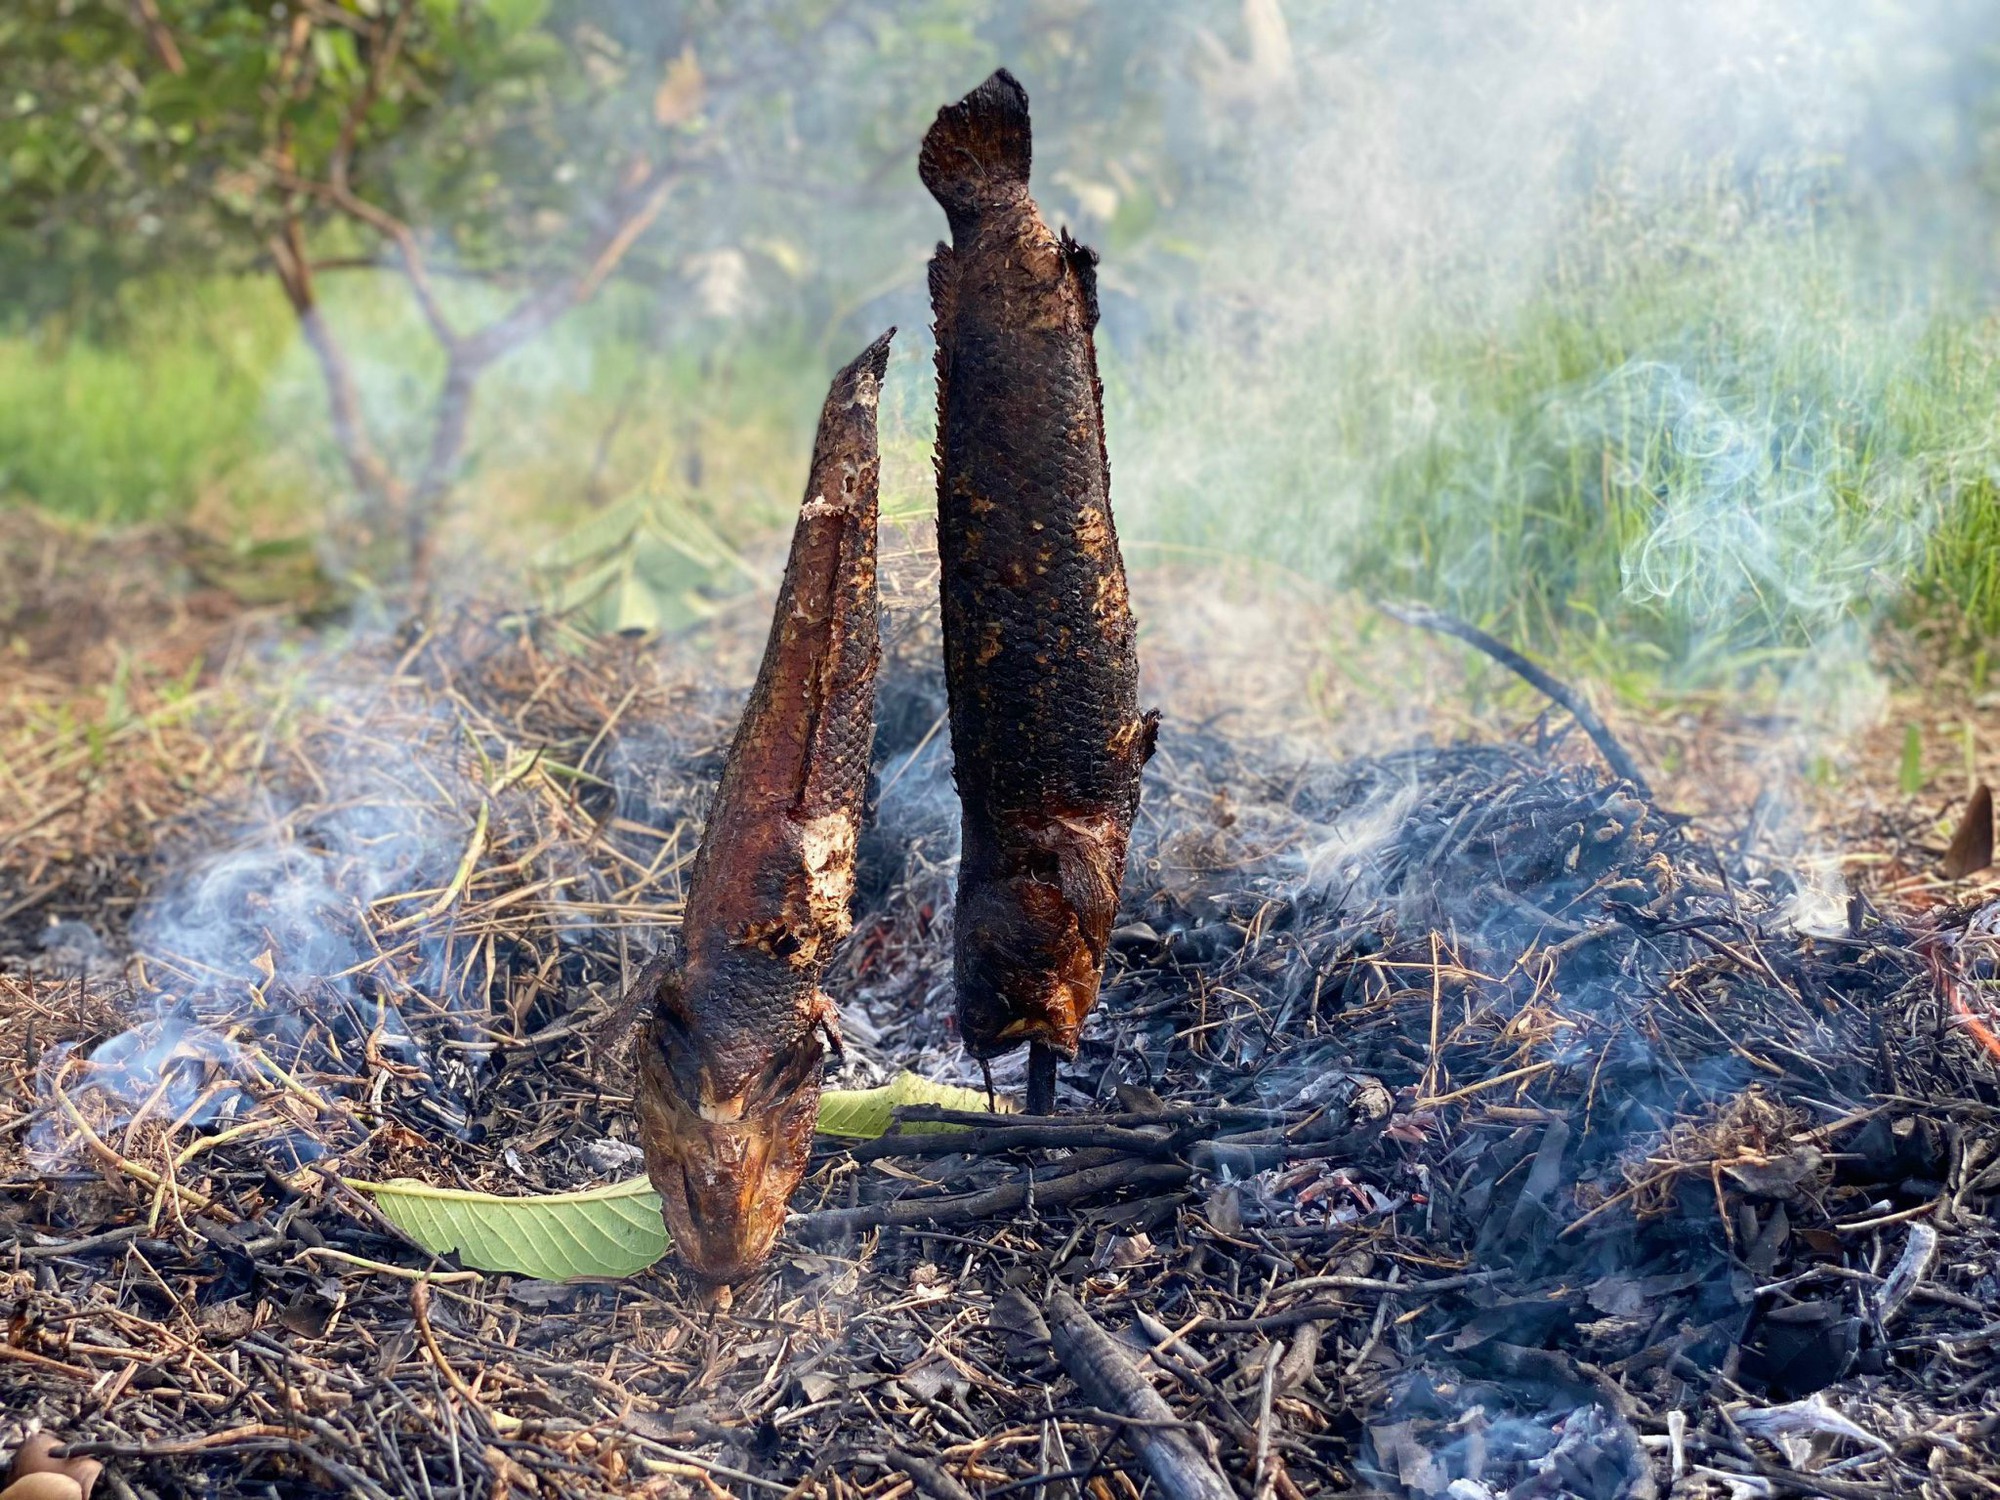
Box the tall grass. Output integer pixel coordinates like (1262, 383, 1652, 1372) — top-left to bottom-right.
(8, 209, 2000, 686)
(0, 278, 307, 524)
(1110, 210, 2000, 684)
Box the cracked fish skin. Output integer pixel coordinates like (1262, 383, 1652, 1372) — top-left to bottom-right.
(634, 330, 892, 1282)
(922, 70, 1157, 1064)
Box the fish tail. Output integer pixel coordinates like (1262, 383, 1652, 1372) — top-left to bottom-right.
(1059, 229, 1100, 332)
(920, 68, 1032, 226)
(827, 326, 895, 408)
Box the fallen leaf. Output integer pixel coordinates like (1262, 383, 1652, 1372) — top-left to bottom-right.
(653, 45, 704, 127)
(1944, 784, 1993, 878)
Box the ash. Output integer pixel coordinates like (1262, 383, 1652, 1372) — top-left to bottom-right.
(1, 606, 1996, 1500)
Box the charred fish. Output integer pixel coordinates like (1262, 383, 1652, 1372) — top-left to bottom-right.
(922, 71, 1156, 1113)
(634, 330, 892, 1281)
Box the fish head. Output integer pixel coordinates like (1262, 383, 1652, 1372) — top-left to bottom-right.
(955, 874, 1099, 1057)
(635, 973, 827, 1282)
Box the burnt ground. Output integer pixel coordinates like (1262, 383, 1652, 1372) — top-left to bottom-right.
(1, 546, 1998, 1500)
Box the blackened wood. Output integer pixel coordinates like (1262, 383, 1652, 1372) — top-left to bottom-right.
(843, 1121, 1178, 1162)
(1026, 1042, 1059, 1115)
(1043, 1290, 1237, 1500)
(798, 1161, 1189, 1240)
(882, 1448, 980, 1500)
(1380, 601, 1653, 800)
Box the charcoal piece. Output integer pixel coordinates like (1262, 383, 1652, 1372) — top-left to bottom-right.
(1740, 1299, 1860, 1399)
(988, 1288, 1056, 1373)
(1448, 1297, 1574, 1355)
(1481, 1119, 1571, 1261)
(1745, 1201, 1790, 1276)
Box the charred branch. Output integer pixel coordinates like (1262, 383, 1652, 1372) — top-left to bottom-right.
(1380, 599, 1655, 800)
(1044, 1291, 1236, 1500)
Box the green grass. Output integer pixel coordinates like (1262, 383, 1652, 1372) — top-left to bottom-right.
(0, 277, 307, 524)
(0, 267, 841, 554)
(1109, 210, 2000, 687)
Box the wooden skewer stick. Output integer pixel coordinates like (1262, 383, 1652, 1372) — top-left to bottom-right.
(1026, 1041, 1060, 1116)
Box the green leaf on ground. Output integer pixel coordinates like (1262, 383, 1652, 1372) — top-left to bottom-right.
(814, 1071, 1000, 1137)
(362, 1174, 665, 1281)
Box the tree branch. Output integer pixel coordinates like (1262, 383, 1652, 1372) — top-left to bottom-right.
(260, 0, 676, 593)
(267, 218, 404, 511)
(317, 180, 462, 352)
(308, 256, 515, 282)
(126, 0, 186, 74)
(315, 0, 460, 353)
(455, 166, 678, 371)
(329, 0, 411, 195)
(411, 165, 678, 499)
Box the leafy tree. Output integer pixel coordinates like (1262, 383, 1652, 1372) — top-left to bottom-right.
(4, 0, 1318, 586)
(2, 0, 988, 583)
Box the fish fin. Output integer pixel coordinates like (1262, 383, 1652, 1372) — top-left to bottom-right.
(633, 940, 689, 1020)
(1058, 226, 1111, 494)
(930, 241, 956, 497)
(794, 331, 891, 817)
(808, 989, 844, 1064)
(639, 959, 710, 1106)
(1046, 819, 1121, 952)
(920, 69, 1032, 225)
(1060, 229, 1101, 333)
(1137, 709, 1161, 768)
(928, 243, 957, 333)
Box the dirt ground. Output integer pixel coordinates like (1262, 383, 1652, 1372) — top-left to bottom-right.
(2, 512, 1997, 1500)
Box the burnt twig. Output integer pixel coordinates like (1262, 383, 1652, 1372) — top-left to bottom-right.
(799, 1160, 1190, 1239)
(1044, 1291, 1237, 1500)
(844, 1120, 1180, 1161)
(876, 1449, 981, 1500)
(1379, 601, 1654, 800)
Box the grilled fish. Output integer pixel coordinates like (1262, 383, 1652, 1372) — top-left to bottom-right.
(634, 330, 892, 1281)
(921, 71, 1156, 1108)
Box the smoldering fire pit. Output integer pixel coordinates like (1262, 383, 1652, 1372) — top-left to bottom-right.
(1, 604, 1996, 1500)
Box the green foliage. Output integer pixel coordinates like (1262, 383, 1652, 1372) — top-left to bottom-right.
(0, 0, 1264, 332)
(0, 0, 989, 322)
(0, 276, 305, 522)
(813, 1072, 1000, 1137)
(528, 491, 756, 633)
(9, 0, 2000, 679)
(3, 0, 592, 311)
(364, 1173, 666, 1281)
